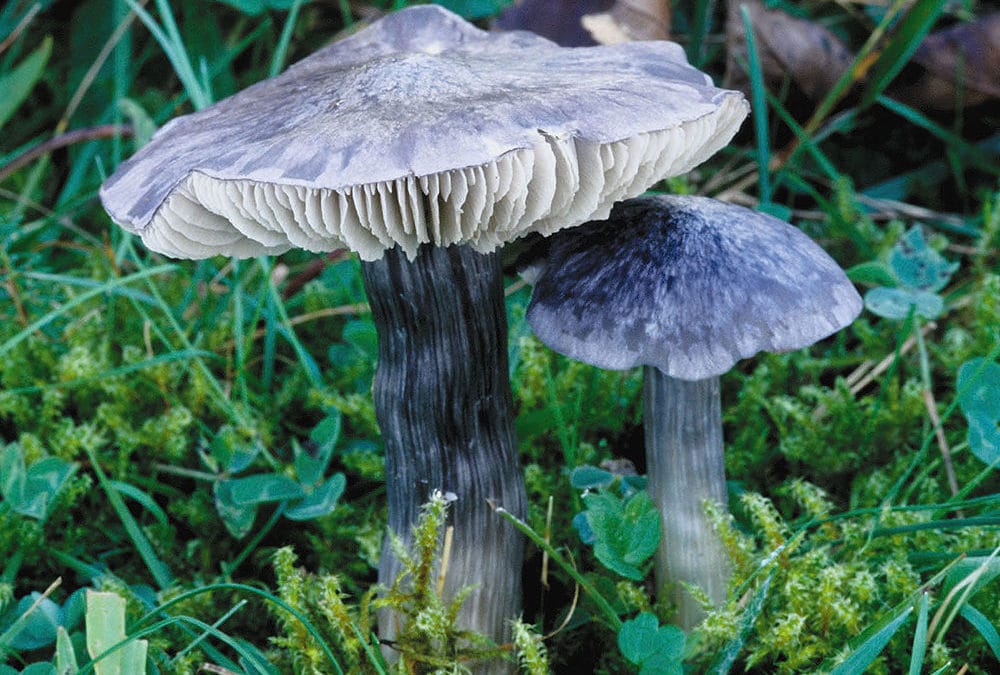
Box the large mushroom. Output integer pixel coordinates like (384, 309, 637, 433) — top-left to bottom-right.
(526, 195, 862, 628)
(99, 6, 747, 665)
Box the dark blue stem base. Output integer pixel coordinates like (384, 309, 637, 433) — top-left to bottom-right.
(362, 244, 526, 670)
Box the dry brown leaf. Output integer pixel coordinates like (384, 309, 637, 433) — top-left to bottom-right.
(724, 0, 853, 100)
(891, 12, 1000, 110)
(494, 0, 614, 47)
(583, 0, 671, 44)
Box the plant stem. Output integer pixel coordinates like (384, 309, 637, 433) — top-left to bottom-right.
(494, 505, 622, 631)
(361, 245, 526, 671)
(914, 319, 959, 497)
(643, 368, 729, 629)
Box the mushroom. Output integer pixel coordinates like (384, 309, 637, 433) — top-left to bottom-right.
(99, 6, 748, 663)
(525, 195, 862, 628)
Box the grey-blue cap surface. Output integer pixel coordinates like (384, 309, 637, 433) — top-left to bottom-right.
(100, 5, 747, 261)
(526, 195, 862, 380)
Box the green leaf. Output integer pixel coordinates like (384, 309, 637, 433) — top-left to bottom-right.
(61, 589, 87, 633)
(960, 604, 1000, 663)
(943, 556, 1000, 600)
(432, 0, 512, 19)
(292, 441, 321, 489)
(0, 594, 62, 651)
(235, 638, 283, 675)
(285, 473, 346, 521)
(957, 359, 1000, 466)
(213, 480, 257, 539)
(617, 613, 658, 663)
(310, 408, 342, 452)
(957, 358, 1000, 418)
(617, 613, 685, 674)
(0, 444, 26, 506)
(22, 664, 58, 675)
(908, 593, 929, 675)
(341, 319, 377, 355)
(585, 490, 660, 580)
(209, 431, 262, 475)
(109, 480, 168, 526)
(830, 604, 913, 675)
(298, 408, 341, 484)
(708, 572, 774, 674)
(966, 413, 1000, 465)
(55, 626, 79, 674)
(116, 98, 157, 149)
(212, 0, 299, 15)
(12, 457, 77, 520)
(865, 287, 942, 320)
(226, 474, 305, 505)
(0, 36, 52, 130)
(622, 492, 660, 565)
(572, 511, 595, 545)
(846, 260, 897, 287)
(757, 202, 792, 222)
(85, 591, 147, 675)
(888, 225, 958, 292)
(569, 465, 615, 490)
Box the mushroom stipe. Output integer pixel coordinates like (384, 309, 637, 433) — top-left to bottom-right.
(361, 244, 525, 658)
(100, 6, 749, 666)
(526, 195, 862, 628)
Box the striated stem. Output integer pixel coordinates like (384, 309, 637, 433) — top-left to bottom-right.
(643, 367, 729, 629)
(361, 244, 526, 671)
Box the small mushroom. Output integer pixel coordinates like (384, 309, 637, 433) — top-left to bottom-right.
(100, 6, 748, 663)
(526, 195, 862, 628)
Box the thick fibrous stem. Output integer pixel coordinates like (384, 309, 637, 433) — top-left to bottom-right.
(643, 368, 729, 629)
(361, 244, 526, 667)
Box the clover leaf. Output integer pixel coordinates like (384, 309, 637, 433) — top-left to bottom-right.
(581, 489, 660, 580)
(617, 612, 686, 675)
(956, 358, 1000, 466)
(864, 225, 958, 321)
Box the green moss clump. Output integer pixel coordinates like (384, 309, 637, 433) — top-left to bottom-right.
(697, 482, 999, 673)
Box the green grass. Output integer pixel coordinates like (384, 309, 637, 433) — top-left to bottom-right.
(1, 1, 999, 673)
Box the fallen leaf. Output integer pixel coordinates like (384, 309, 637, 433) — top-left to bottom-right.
(890, 13, 1000, 110)
(724, 0, 853, 100)
(494, 0, 614, 47)
(582, 0, 671, 44)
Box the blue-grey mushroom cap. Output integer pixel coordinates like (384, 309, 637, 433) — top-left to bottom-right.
(100, 5, 747, 262)
(526, 195, 862, 380)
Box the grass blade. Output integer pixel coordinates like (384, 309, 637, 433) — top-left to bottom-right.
(877, 95, 1000, 176)
(0, 36, 52, 130)
(830, 604, 913, 675)
(739, 6, 771, 207)
(708, 571, 774, 674)
(83, 443, 174, 589)
(269, 0, 306, 78)
(908, 592, 930, 675)
(495, 505, 622, 630)
(109, 480, 169, 526)
(959, 604, 1000, 662)
(133, 582, 345, 674)
(688, 0, 717, 68)
(860, 0, 949, 108)
(0, 265, 175, 357)
(3, 349, 214, 395)
(123, 0, 211, 108)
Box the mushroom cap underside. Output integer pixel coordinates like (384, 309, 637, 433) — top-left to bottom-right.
(526, 195, 863, 380)
(100, 5, 747, 261)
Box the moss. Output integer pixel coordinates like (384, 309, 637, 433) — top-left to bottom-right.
(694, 480, 1000, 673)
